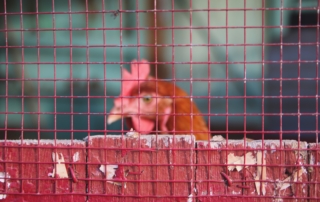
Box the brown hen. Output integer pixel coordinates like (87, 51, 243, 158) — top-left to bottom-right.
(108, 60, 210, 140)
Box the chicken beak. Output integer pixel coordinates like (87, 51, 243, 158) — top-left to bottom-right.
(107, 107, 123, 124)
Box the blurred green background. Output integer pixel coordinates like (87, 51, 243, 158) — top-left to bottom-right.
(0, 0, 319, 141)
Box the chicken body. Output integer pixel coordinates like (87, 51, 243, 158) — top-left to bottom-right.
(108, 60, 209, 140)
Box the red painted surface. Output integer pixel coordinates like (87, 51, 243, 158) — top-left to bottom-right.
(0, 137, 314, 201)
(87, 135, 195, 202)
(86, 135, 124, 202)
(196, 140, 308, 202)
(309, 143, 320, 200)
(0, 140, 86, 202)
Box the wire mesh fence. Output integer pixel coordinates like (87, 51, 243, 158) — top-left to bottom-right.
(0, 0, 319, 201)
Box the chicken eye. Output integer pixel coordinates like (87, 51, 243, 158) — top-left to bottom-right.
(142, 95, 152, 103)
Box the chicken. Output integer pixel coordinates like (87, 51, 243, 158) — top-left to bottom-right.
(107, 59, 210, 140)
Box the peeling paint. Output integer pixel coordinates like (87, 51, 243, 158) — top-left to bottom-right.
(0, 172, 10, 200)
(48, 153, 68, 178)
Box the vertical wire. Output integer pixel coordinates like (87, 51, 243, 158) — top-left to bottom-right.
(119, 0, 124, 135)
(19, 0, 25, 142)
(261, 0, 265, 154)
(243, 0, 247, 193)
(52, 0, 57, 194)
(225, 0, 229, 194)
(68, 0, 74, 142)
(244, 0, 247, 155)
(101, 0, 107, 195)
(171, 1, 176, 139)
(279, 0, 284, 189)
(316, 3, 319, 144)
(170, 7, 177, 194)
(84, 3, 92, 196)
(297, 0, 302, 142)
(296, 0, 302, 196)
(102, 2, 106, 133)
(186, 0, 193, 197)
(4, 0, 8, 141)
(261, 0, 266, 194)
(35, 0, 40, 194)
(85, 0, 90, 147)
(155, 0, 159, 196)
(207, 0, 211, 138)
(136, 0, 141, 196)
(18, 0, 25, 194)
(85, 0, 91, 196)
(296, 1, 302, 138)
(170, 2, 176, 197)
(315, 1, 320, 198)
(3, 0, 8, 195)
(279, 0, 284, 142)
(68, 0, 74, 195)
(206, 0, 212, 198)
(189, 0, 193, 138)
(118, 0, 125, 196)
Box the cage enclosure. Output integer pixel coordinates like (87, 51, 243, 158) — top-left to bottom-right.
(0, 0, 319, 201)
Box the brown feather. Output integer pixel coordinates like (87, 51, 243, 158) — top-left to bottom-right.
(131, 80, 210, 140)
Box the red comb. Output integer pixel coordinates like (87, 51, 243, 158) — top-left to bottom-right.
(121, 59, 150, 96)
(114, 59, 150, 106)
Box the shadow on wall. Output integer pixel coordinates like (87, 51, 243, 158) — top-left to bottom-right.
(265, 12, 320, 142)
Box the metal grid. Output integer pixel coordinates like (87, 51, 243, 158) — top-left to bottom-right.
(0, 0, 319, 201)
